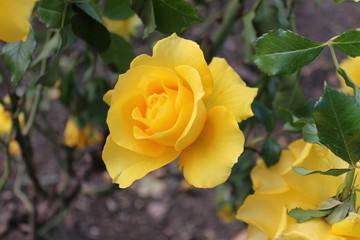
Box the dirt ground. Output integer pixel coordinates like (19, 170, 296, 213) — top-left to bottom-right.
(1, 1, 359, 240)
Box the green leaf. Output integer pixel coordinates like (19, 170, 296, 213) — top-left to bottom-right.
(332, 29, 360, 57)
(131, 0, 156, 38)
(131, 0, 203, 37)
(39, 31, 67, 86)
(252, 101, 275, 132)
(302, 123, 320, 144)
(273, 72, 307, 111)
(293, 167, 352, 176)
(241, 11, 256, 62)
(101, 33, 134, 73)
(152, 0, 203, 34)
(1, 29, 37, 85)
(253, 0, 283, 36)
(313, 85, 360, 165)
(104, 0, 134, 20)
(38, 0, 68, 28)
(261, 137, 281, 167)
(288, 208, 333, 223)
(71, 4, 111, 52)
(325, 197, 351, 225)
(318, 198, 343, 210)
(254, 29, 324, 75)
(75, 3, 103, 23)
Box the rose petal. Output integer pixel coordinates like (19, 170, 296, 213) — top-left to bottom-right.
(0, 0, 36, 42)
(247, 226, 268, 240)
(131, 34, 213, 97)
(205, 58, 257, 122)
(331, 213, 360, 237)
(178, 106, 243, 188)
(102, 135, 180, 188)
(103, 90, 114, 106)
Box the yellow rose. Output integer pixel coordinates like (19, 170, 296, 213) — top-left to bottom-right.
(0, 103, 12, 136)
(338, 57, 360, 95)
(0, 0, 36, 42)
(102, 15, 141, 40)
(236, 139, 359, 240)
(331, 213, 360, 238)
(64, 118, 103, 150)
(102, 34, 257, 188)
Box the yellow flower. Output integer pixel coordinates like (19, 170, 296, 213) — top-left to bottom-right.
(64, 118, 103, 150)
(236, 139, 360, 240)
(338, 57, 360, 95)
(102, 15, 141, 40)
(102, 34, 257, 188)
(0, 0, 36, 42)
(331, 213, 360, 238)
(8, 140, 21, 155)
(0, 103, 12, 136)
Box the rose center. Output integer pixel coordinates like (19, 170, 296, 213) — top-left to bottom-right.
(146, 92, 168, 120)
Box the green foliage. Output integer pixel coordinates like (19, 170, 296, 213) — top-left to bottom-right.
(313, 85, 360, 165)
(288, 208, 333, 223)
(302, 123, 320, 144)
(1, 29, 37, 85)
(332, 29, 360, 57)
(241, 11, 256, 62)
(38, 0, 69, 28)
(293, 167, 352, 176)
(131, 0, 203, 37)
(261, 137, 281, 167)
(101, 33, 134, 73)
(71, 3, 111, 52)
(253, 0, 283, 36)
(104, 0, 134, 20)
(254, 29, 324, 75)
(252, 101, 275, 132)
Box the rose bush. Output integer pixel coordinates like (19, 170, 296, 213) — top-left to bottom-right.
(102, 34, 257, 188)
(0, 0, 36, 42)
(236, 139, 360, 240)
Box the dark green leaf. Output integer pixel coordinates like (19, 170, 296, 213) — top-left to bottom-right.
(253, 0, 283, 37)
(274, 0, 289, 28)
(261, 137, 281, 167)
(38, 0, 68, 28)
(104, 0, 134, 20)
(75, 3, 103, 23)
(332, 29, 360, 57)
(302, 123, 320, 144)
(39, 31, 67, 86)
(131, 0, 203, 37)
(273, 72, 307, 111)
(313, 85, 360, 165)
(101, 33, 134, 73)
(251, 101, 275, 132)
(71, 5, 111, 52)
(1, 29, 36, 85)
(293, 167, 352, 176)
(153, 0, 204, 34)
(131, 0, 156, 38)
(241, 11, 256, 62)
(254, 29, 324, 75)
(288, 208, 332, 223)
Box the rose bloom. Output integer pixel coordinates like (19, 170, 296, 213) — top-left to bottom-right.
(102, 15, 141, 40)
(338, 56, 360, 95)
(64, 118, 103, 150)
(236, 139, 360, 240)
(102, 34, 257, 188)
(0, 0, 36, 42)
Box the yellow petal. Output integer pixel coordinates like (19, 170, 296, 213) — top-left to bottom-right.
(206, 58, 258, 121)
(283, 142, 346, 204)
(131, 34, 213, 97)
(251, 159, 289, 194)
(0, 104, 12, 136)
(0, 0, 36, 42)
(275, 231, 312, 240)
(102, 135, 180, 188)
(174, 65, 207, 151)
(103, 90, 114, 106)
(247, 226, 269, 240)
(179, 106, 244, 188)
(338, 57, 360, 95)
(236, 190, 315, 238)
(64, 118, 80, 148)
(102, 15, 141, 40)
(331, 213, 360, 238)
